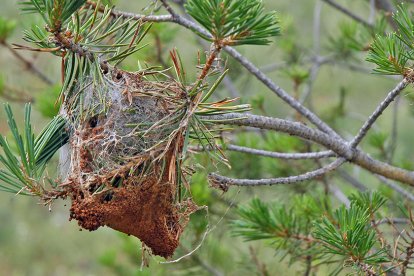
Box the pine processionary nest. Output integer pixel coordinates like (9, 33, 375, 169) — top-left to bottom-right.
(60, 68, 198, 257)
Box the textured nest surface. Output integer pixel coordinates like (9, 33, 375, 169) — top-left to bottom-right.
(60, 69, 197, 257)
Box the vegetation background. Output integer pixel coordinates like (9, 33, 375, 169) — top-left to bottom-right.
(1, 0, 414, 275)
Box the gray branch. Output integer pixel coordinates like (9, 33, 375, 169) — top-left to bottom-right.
(337, 169, 367, 191)
(350, 79, 408, 147)
(374, 217, 410, 225)
(376, 175, 414, 202)
(321, 0, 374, 28)
(202, 112, 414, 186)
(190, 144, 335, 160)
(203, 113, 354, 158)
(209, 159, 345, 189)
(330, 184, 351, 207)
(222, 46, 341, 140)
(1, 42, 54, 85)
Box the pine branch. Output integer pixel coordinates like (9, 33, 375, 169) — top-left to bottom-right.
(337, 169, 368, 191)
(314, 204, 388, 271)
(0, 104, 68, 199)
(89, 2, 343, 140)
(233, 192, 395, 274)
(202, 112, 414, 186)
(321, 0, 374, 29)
(209, 159, 344, 190)
(202, 113, 354, 159)
(84, 1, 173, 22)
(375, 175, 414, 203)
(190, 144, 335, 160)
(222, 46, 342, 139)
(205, 75, 410, 189)
(0, 42, 53, 84)
(52, 31, 94, 61)
(350, 79, 408, 147)
(375, 218, 409, 225)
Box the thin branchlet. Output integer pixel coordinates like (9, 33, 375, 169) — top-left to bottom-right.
(202, 112, 414, 186)
(190, 144, 335, 160)
(321, 0, 374, 29)
(350, 79, 408, 147)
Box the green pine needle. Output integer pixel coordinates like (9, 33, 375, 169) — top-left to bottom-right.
(0, 17, 16, 43)
(366, 33, 412, 75)
(0, 104, 69, 196)
(313, 204, 388, 265)
(185, 0, 280, 46)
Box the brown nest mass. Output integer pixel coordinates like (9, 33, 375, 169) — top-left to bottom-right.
(59, 69, 198, 258)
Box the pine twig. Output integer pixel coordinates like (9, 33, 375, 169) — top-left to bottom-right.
(337, 169, 367, 191)
(350, 79, 408, 147)
(1, 41, 53, 85)
(2, 84, 35, 103)
(387, 95, 401, 162)
(321, 0, 374, 29)
(189, 144, 335, 160)
(208, 159, 345, 190)
(202, 112, 414, 186)
(376, 175, 414, 202)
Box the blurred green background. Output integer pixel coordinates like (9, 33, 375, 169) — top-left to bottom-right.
(1, 0, 414, 275)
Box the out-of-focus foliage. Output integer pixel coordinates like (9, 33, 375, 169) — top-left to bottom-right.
(0, 17, 16, 42)
(0, 75, 4, 96)
(35, 84, 61, 118)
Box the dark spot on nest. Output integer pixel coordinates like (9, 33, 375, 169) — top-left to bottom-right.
(116, 72, 123, 80)
(136, 163, 145, 174)
(102, 191, 114, 203)
(112, 176, 122, 188)
(88, 184, 99, 193)
(89, 116, 98, 128)
(101, 62, 109, 74)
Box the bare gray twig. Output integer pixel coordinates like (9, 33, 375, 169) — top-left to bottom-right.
(223, 46, 342, 140)
(350, 79, 408, 147)
(190, 144, 335, 160)
(337, 169, 367, 191)
(203, 112, 414, 186)
(208, 159, 344, 189)
(330, 184, 351, 207)
(1, 42, 54, 85)
(375, 218, 409, 225)
(387, 95, 401, 162)
(321, 0, 374, 28)
(376, 175, 414, 202)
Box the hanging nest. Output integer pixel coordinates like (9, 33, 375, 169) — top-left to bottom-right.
(59, 68, 198, 258)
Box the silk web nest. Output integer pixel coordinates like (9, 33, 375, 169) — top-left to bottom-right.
(59, 68, 198, 258)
